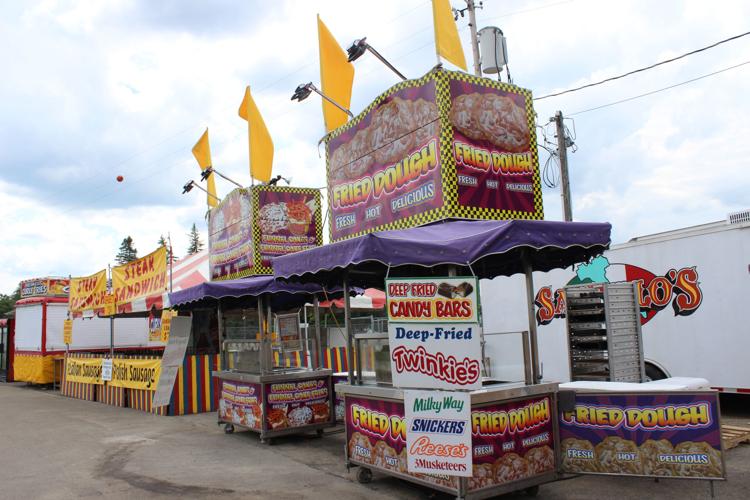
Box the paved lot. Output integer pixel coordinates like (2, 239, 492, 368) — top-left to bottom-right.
(1, 384, 749, 499)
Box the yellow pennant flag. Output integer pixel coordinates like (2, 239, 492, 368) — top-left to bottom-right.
(191, 128, 218, 208)
(317, 15, 354, 132)
(432, 0, 467, 71)
(238, 86, 273, 183)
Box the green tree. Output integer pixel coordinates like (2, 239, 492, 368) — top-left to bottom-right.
(0, 287, 20, 317)
(115, 236, 138, 264)
(186, 223, 204, 255)
(158, 234, 177, 263)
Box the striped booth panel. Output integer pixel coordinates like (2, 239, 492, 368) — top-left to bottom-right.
(97, 383, 126, 407)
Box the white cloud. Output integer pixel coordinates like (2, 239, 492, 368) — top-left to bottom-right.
(2, 0, 750, 291)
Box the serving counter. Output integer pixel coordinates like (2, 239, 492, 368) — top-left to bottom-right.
(215, 367, 333, 442)
(338, 380, 558, 497)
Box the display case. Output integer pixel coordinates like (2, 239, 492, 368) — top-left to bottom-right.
(564, 282, 645, 382)
(214, 298, 335, 442)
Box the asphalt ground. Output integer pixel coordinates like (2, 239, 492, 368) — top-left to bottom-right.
(0, 384, 748, 499)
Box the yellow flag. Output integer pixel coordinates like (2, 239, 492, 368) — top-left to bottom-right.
(432, 0, 467, 71)
(238, 86, 273, 183)
(318, 15, 355, 132)
(191, 129, 218, 208)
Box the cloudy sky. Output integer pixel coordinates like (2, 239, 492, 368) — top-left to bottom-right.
(2, 0, 749, 293)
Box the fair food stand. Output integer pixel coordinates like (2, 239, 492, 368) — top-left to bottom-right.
(168, 275, 346, 443)
(273, 219, 612, 498)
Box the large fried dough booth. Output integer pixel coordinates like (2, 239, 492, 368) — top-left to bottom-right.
(273, 219, 610, 498)
(169, 275, 343, 443)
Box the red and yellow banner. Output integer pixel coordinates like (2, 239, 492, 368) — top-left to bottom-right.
(69, 270, 108, 313)
(110, 358, 161, 390)
(65, 357, 104, 385)
(112, 246, 167, 305)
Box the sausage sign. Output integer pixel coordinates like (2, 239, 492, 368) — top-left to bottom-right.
(386, 277, 482, 391)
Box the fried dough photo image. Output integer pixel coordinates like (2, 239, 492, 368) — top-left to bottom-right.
(372, 441, 399, 471)
(450, 93, 485, 141)
(476, 94, 530, 152)
(370, 97, 416, 165)
(450, 92, 530, 153)
(560, 438, 599, 473)
(673, 441, 722, 478)
(524, 445, 555, 475)
(348, 431, 373, 461)
(595, 436, 641, 475)
(468, 463, 494, 490)
(640, 439, 677, 476)
(493, 453, 530, 483)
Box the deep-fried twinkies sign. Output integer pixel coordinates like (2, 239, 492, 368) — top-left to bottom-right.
(387, 277, 482, 391)
(405, 390, 472, 477)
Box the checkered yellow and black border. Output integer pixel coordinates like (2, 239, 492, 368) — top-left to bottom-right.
(250, 185, 323, 275)
(324, 67, 543, 243)
(439, 69, 544, 222)
(209, 187, 255, 282)
(325, 68, 449, 242)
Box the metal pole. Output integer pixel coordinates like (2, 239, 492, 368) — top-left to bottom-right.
(365, 45, 407, 80)
(313, 295, 323, 370)
(211, 168, 244, 189)
(108, 264, 114, 357)
(167, 234, 173, 293)
(553, 110, 573, 221)
(217, 300, 224, 368)
(343, 276, 354, 384)
(311, 86, 353, 117)
(521, 330, 533, 385)
(523, 254, 541, 383)
(467, 0, 482, 76)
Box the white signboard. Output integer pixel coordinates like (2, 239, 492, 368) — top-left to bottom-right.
(405, 390, 472, 477)
(386, 277, 479, 323)
(152, 316, 191, 407)
(388, 322, 482, 390)
(101, 358, 113, 382)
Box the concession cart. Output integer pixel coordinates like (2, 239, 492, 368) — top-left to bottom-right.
(273, 219, 612, 498)
(168, 275, 342, 443)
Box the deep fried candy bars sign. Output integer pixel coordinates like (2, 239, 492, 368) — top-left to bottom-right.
(387, 277, 479, 323)
(112, 246, 167, 305)
(559, 392, 724, 479)
(387, 276, 482, 390)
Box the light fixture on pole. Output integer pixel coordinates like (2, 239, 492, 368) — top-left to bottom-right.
(182, 180, 222, 203)
(266, 175, 293, 186)
(346, 38, 407, 81)
(291, 82, 353, 117)
(199, 166, 243, 189)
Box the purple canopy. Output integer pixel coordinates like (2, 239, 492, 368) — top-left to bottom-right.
(168, 274, 340, 309)
(273, 219, 611, 287)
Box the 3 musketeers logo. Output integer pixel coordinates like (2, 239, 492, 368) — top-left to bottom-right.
(534, 256, 703, 326)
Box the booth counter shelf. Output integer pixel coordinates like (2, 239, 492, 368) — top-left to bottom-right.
(215, 367, 334, 442)
(169, 275, 347, 443)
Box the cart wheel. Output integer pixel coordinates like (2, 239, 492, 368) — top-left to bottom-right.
(357, 467, 372, 484)
(316, 429, 325, 438)
(224, 424, 235, 434)
(525, 485, 539, 497)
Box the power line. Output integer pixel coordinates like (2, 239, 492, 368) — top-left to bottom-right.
(568, 59, 750, 116)
(535, 30, 750, 100)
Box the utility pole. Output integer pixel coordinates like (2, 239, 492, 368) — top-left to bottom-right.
(552, 111, 573, 221)
(466, 0, 482, 76)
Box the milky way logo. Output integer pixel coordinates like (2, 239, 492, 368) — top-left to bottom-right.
(534, 256, 703, 326)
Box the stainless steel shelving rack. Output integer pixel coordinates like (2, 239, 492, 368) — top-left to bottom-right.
(564, 282, 645, 382)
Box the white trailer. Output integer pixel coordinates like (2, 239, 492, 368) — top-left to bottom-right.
(481, 211, 750, 393)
